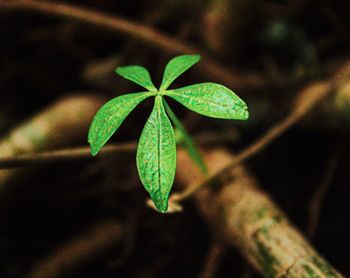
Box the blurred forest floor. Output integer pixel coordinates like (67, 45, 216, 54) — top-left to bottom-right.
(0, 0, 349, 277)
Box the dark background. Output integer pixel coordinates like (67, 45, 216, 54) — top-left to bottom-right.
(0, 0, 349, 277)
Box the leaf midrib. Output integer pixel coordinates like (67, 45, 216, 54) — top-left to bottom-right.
(156, 97, 162, 195)
(167, 90, 239, 110)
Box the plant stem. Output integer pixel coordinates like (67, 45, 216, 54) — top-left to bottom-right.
(163, 98, 208, 174)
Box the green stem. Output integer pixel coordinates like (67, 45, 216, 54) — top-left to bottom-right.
(162, 98, 208, 174)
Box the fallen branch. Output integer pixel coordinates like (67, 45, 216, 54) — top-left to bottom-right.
(0, 0, 266, 91)
(172, 60, 350, 203)
(0, 142, 136, 169)
(0, 131, 238, 169)
(176, 149, 344, 277)
(172, 81, 333, 203)
(0, 94, 105, 191)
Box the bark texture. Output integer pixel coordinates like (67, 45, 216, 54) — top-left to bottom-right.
(176, 149, 343, 277)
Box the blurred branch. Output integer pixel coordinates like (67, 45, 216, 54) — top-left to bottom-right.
(201, 0, 261, 57)
(172, 60, 350, 203)
(0, 0, 267, 91)
(307, 142, 343, 238)
(28, 221, 124, 278)
(0, 94, 105, 191)
(176, 149, 344, 277)
(199, 242, 226, 278)
(172, 81, 333, 203)
(0, 131, 238, 169)
(0, 142, 136, 169)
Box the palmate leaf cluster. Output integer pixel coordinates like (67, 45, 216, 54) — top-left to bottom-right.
(88, 54, 248, 212)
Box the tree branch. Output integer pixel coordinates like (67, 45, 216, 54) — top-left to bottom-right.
(0, 94, 105, 191)
(176, 149, 344, 277)
(0, 0, 267, 91)
(0, 131, 238, 169)
(0, 142, 136, 169)
(172, 81, 333, 203)
(172, 60, 350, 203)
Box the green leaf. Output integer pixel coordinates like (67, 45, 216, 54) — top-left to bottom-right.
(163, 99, 207, 174)
(166, 82, 249, 120)
(159, 54, 201, 91)
(88, 92, 152, 156)
(137, 96, 176, 212)
(115, 66, 157, 91)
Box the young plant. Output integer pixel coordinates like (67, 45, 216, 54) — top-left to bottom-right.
(88, 54, 248, 212)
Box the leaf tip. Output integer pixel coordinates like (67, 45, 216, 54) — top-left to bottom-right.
(193, 54, 201, 61)
(242, 106, 249, 120)
(114, 66, 123, 75)
(114, 66, 131, 77)
(156, 206, 168, 213)
(89, 142, 100, 156)
(155, 202, 168, 213)
(182, 53, 201, 64)
(234, 100, 249, 120)
(150, 192, 169, 213)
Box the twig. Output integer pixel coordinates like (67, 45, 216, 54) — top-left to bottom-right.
(199, 242, 225, 278)
(0, 142, 137, 169)
(176, 149, 344, 277)
(0, 0, 267, 91)
(0, 131, 237, 169)
(307, 142, 343, 238)
(172, 81, 334, 203)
